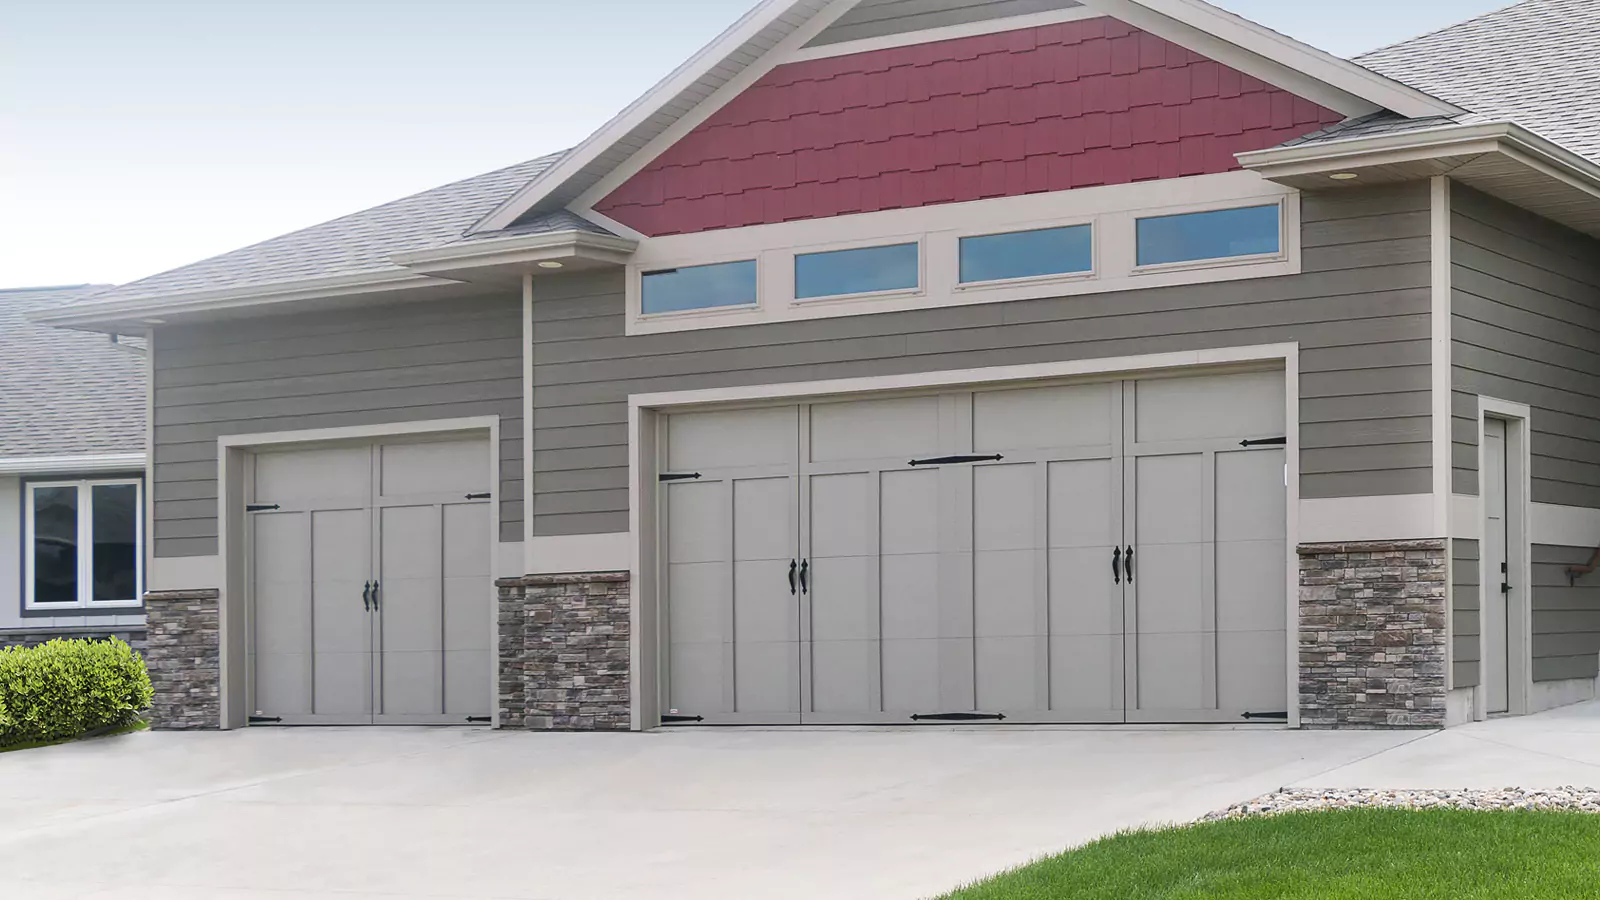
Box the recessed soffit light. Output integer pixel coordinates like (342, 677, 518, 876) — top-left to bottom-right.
(1329, 172, 1360, 181)
(537, 260, 565, 269)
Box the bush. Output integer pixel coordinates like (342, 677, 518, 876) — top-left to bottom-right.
(0, 638, 152, 747)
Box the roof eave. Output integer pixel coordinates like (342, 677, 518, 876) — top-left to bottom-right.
(0, 452, 147, 476)
(392, 230, 640, 283)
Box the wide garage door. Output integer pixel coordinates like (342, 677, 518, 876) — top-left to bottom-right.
(660, 370, 1287, 725)
(248, 435, 494, 725)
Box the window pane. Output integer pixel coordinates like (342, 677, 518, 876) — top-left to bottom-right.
(960, 225, 1093, 283)
(795, 243, 918, 300)
(92, 484, 139, 603)
(31, 486, 78, 604)
(641, 260, 757, 314)
(1136, 205, 1281, 266)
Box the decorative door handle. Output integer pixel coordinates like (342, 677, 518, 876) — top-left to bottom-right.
(362, 581, 372, 611)
(371, 580, 381, 610)
(1112, 547, 1122, 584)
(799, 560, 809, 594)
(788, 560, 798, 596)
(1124, 546, 1135, 584)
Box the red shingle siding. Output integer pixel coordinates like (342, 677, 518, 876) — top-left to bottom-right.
(596, 17, 1345, 237)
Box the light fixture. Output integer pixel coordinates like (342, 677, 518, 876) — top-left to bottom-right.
(537, 260, 565, 269)
(141, 318, 166, 325)
(1329, 172, 1360, 181)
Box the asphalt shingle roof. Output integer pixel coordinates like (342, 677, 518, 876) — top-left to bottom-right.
(1354, 0, 1600, 165)
(0, 286, 145, 458)
(1277, 111, 1464, 148)
(72, 151, 604, 307)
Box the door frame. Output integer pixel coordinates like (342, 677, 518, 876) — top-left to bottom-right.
(629, 344, 1301, 731)
(216, 416, 502, 730)
(1476, 397, 1532, 719)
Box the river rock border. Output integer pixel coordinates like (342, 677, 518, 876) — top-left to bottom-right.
(1206, 788, 1600, 820)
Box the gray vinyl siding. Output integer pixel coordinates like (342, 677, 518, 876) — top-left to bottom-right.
(530, 183, 1434, 537)
(151, 295, 523, 557)
(1532, 544, 1600, 683)
(806, 0, 1083, 46)
(1451, 538, 1480, 688)
(1450, 185, 1600, 507)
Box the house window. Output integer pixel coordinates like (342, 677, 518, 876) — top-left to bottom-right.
(25, 479, 143, 609)
(1135, 204, 1282, 267)
(794, 242, 919, 300)
(959, 224, 1093, 284)
(640, 260, 758, 314)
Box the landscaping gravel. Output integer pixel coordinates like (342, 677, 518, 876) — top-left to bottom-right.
(1205, 788, 1600, 820)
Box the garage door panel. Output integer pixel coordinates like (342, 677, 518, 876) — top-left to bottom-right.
(1135, 455, 1203, 545)
(809, 639, 874, 713)
(380, 650, 443, 715)
(254, 445, 371, 506)
(880, 470, 939, 554)
(442, 504, 491, 652)
(379, 439, 489, 497)
(809, 473, 872, 559)
(1217, 630, 1287, 712)
(668, 640, 724, 715)
(1049, 459, 1117, 548)
(975, 549, 1035, 637)
(1049, 635, 1119, 712)
(976, 636, 1042, 712)
(670, 406, 797, 470)
(1216, 541, 1287, 632)
(1133, 372, 1284, 444)
(668, 561, 727, 642)
(881, 639, 941, 712)
(734, 640, 799, 713)
(880, 553, 941, 640)
(1134, 543, 1205, 635)
(974, 383, 1116, 452)
(735, 478, 794, 563)
(667, 481, 725, 564)
(974, 464, 1035, 552)
(734, 561, 796, 645)
(1133, 632, 1205, 712)
(810, 555, 875, 642)
(1216, 450, 1286, 543)
(810, 396, 942, 463)
(1049, 548, 1119, 636)
(445, 649, 490, 715)
(311, 508, 371, 717)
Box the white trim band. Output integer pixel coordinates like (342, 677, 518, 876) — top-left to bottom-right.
(0, 453, 147, 475)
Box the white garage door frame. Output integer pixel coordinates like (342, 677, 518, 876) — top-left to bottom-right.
(214, 416, 503, 730)
(628, 344, 1302, 731)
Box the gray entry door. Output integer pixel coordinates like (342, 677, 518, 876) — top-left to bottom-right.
(249, 436, 493, 726)
(1484, 418, 1510, 714)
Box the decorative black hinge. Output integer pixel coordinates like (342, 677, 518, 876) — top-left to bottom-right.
(248, 715, 283, 724)
(465, 493, 491, 500)
(246, 504, 280, 512)
(658, 472, 703, 483)
(1241, 711, 1289, 720)
(911, 712, 1007, 722)
(466, 716, 492, 724)
(908, 454, 1005, 467)
(660, 714, 705, 723)
(1239, 437, 1288, 448)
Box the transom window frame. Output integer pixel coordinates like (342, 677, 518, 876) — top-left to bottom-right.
(22, 477, 145, 611)
(621, 172, 1299, 336)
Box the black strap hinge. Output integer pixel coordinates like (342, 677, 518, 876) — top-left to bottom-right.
(246, 504, 280, 512)
(466, 716, 492, 724)
(908, 454, 1004, 467)
(660, 714, 705, 723)
(911, 712, 1007, 722)
(249, 715, 283, 724)
(658, 472, 703, 483)
(465, 492, 491, 500)
(1241, 711, 1289, 721)
(1239, 437, 1287, 448)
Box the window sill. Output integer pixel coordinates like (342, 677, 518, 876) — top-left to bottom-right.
(790, 286, 924, 308)
(954, 270, 1096, 293)
(1131, 252, 1287, 277)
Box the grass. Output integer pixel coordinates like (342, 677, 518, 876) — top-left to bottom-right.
(0, 718, 149, 754)
(941, 809, 1600, 899)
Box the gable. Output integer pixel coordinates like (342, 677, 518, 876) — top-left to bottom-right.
(808, 0, 1085, 47)
(594, 16, 1345, 237)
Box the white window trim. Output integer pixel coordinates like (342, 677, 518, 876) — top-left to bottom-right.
(953, 220, 1098, 292)
(23, 478, 145, 611)
(1132, 201, 1288, 273)
(634, 256, 762, 321)
(791, 237, 926, 306)
(623, 171, 1300, 336)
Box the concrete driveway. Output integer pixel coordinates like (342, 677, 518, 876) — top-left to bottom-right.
(0, 711, 1586, 900)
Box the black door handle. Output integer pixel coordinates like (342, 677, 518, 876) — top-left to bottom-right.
(362, 580, 372, 611)
(1112, 547, 1122, 584)
(371, 580, 381, 610)
(799, 560, 809, 594)
(1124, 546, 1135, 584)
(788, 560, 798, 596)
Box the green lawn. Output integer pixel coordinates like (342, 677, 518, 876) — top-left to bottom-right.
(941, 809, 1600, 900)
(0, 718, 148, 754)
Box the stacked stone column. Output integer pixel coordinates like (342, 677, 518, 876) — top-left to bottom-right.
(142, 589, 222, 730)
(497, 572, 631, 731)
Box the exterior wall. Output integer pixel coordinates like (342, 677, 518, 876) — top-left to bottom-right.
(0, 473, 148, 631)
(1531, 545, 1600, 683)
(0, 625, 146, 652)
(1452, 537, 1480, 688)
(807, 0, 1084, 46)
(497, 572, 630, 730)
(596, 17, 1344, 235)
(0, 476, 18, 629)
(150, 294, 524, 557)
(533, 182, 1432, 536)
(1450, 185, 1600, 505)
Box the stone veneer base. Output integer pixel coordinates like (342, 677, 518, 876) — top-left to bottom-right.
(1298, 540, 1447, 729)
(498, 572, 631, 731)
(143, 589, 221, 730)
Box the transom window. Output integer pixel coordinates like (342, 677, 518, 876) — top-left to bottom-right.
(795, 242, 919, 300)
(959, 224, 1093, 284)
(641, 260, 757, 314)
(1135, 204, 1282, 267)
(25, 479, 143, 609)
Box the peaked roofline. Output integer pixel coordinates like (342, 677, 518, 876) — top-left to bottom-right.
(471, 0, 1464, 235)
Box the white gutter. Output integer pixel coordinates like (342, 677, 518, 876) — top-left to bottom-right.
(0, 453, 147, 476)
(392, 230, 638, 275)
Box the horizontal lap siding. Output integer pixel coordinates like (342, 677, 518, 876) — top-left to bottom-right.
(1452, 538, 1480, 688)
(807, 0, 1084, 46)
(1451, 185, 1600, 507)
(152, 295, 523, 557)
(1532, 544, 1600, 683)
(531, 183, 1433, 536)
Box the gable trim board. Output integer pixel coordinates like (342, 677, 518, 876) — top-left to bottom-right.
(789, 4, 1103, 60)
(477, 0, 1460, 236)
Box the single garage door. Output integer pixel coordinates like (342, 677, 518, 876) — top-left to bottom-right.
(248, 435, 494, 725)
(660, 370, 1287, 725)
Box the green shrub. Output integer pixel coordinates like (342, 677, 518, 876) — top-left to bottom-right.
(0, 638, 152, 747)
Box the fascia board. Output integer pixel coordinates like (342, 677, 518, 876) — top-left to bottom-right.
(0, 453, 147, 475)
(1080, 0, 1463, 119)
(469, 0, 814, 235)
(391, 230, 639, 270)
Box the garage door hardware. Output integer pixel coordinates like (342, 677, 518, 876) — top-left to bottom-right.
(789, 560, 798, 595)
(1239, 436, 1287, 448)
(1241, 711, 1289, 720)
(799, 559, 809, 594)
(465, 716, 492, 723)
(911, 712, 1007, 722)
(246, 503, 280, 512)
(248, 715, 283, 724)
(661, 714, 705, 723)
(1112, 547, 1122, 584)
(1123, 545, 1135, 584)
(363, 580, 382, 611)
(908, 454, 1004, 467)
(464, 492, 491, 500)
(658, 472, 703, 482)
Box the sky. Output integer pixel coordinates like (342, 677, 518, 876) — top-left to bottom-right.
(0, 0, 1508, 288)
